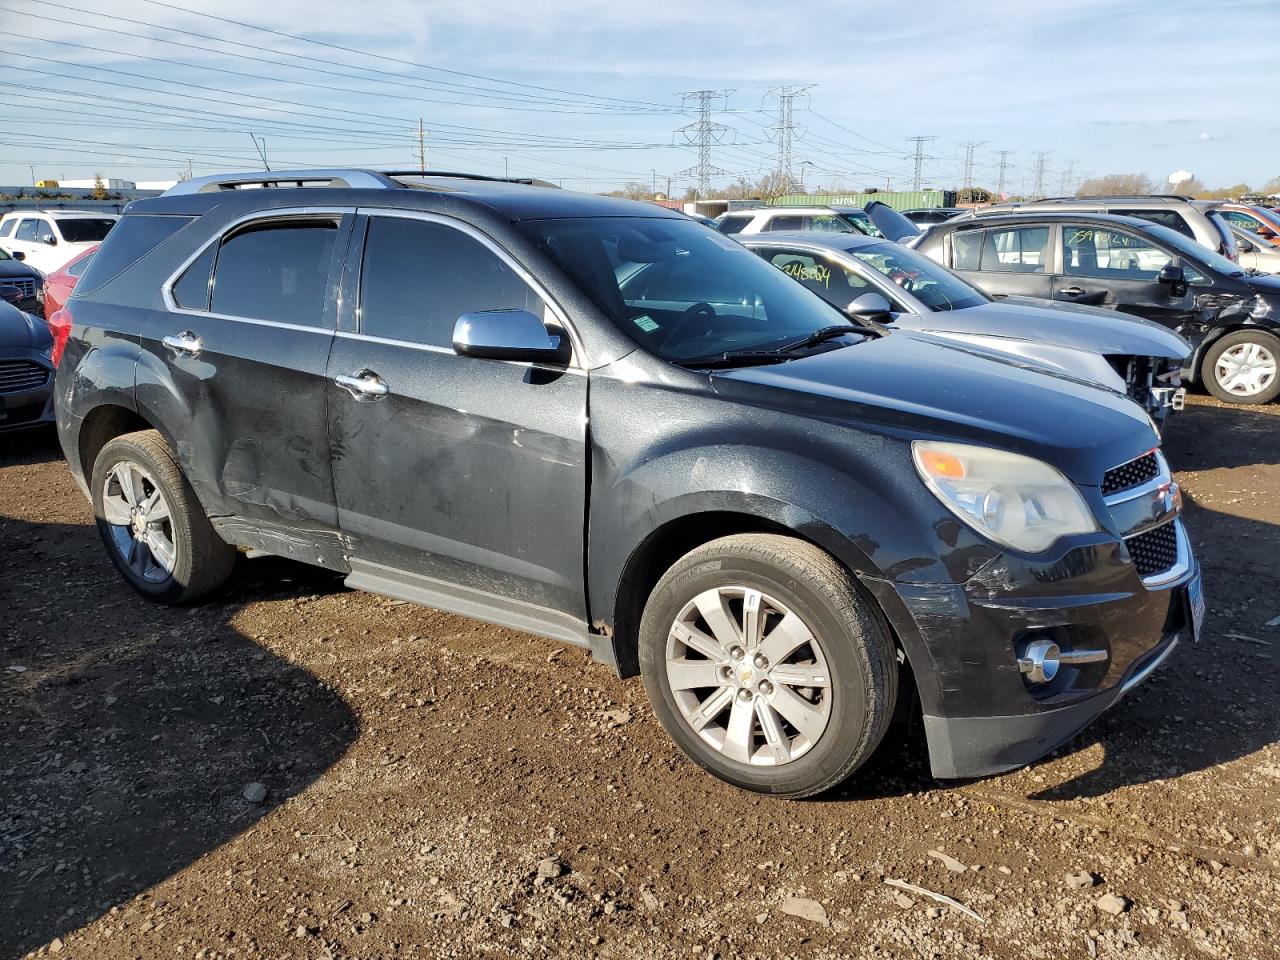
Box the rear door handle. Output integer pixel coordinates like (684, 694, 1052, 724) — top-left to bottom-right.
(1058, 286, 1085, 297)
(162, 331, 202, 356)
(335, 370, 390, 400)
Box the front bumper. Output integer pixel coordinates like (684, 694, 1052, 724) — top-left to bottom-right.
(864, 534, 1198, 780)
(0, 354, 55, 433)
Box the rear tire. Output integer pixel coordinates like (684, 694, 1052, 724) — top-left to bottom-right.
(1201, 330, 1280, 404)
(91, 429, 235, 603)
(639, 534, 897, 798)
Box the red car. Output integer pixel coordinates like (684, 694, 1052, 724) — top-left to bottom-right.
(42, 245, 97, 322)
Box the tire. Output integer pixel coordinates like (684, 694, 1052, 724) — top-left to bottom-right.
(1201, 330, 1280, 405)
(90, 429, 235, 603)
(638, 533, 897, 798)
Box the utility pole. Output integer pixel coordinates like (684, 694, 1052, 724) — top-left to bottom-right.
(674, 90, 734, 196)
(652, 168, 657, 197)
(905, 136, 936, 192)
(960, 140, 987, 192)
(504, 157, 509, 178)
(249, 133, 270, 171)
(416, 118, 427, 173)
(764, 84, 815, 193)
(1032, 151, 1051, 199)
(995, 150, 1014, 199)
(1058, 159, 1078, 196)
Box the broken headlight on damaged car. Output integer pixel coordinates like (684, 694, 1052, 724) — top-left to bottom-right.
(912, 441, 1099, 553)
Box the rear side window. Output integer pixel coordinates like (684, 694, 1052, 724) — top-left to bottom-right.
(1112, 209, 1195, 239)
(66, 252, 95, 278)
(210, 220, 338, 327)
(716, 215, 751, 235)
(358, 216, 545, 347)
(952, 230, 984, 270)
(982, 226, 1049, 272)
(74, 215, 193, 296)
(0, 219, 14, 238)
(171, 243, 216, 310)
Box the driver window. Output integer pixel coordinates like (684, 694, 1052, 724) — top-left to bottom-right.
(1062, 226, 1172, 280)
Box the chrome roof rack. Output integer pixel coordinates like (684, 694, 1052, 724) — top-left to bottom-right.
(164, 168, 560, 196)
(164, 169, 400, 195)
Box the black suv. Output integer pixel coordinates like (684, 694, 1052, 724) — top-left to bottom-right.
(915, 211, 1280, 405)
(54, 169, 1203, 797)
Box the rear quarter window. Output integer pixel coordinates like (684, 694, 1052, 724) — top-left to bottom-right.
(74, 215, 194, 297)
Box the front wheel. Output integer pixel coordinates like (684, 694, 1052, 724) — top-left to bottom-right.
(1202, 330, 1280, 404)
(91, 429, 236, 603)
(639, 534, 897, 798)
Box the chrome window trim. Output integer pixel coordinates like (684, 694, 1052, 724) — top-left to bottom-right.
(332, 330, 586, 376)
(353, 207, 585, 366)
(161, 205, 355, 323)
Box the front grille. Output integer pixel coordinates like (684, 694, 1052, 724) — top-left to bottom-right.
(0, 359, 50, 393)
(0, 277, 36, 298)
(1102, 451, 1160, 496)
(1126, 521, 1179, 578)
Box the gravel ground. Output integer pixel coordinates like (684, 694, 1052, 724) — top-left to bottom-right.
(2, 394, 1278, 960)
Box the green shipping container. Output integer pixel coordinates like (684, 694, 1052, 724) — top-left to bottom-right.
(768, 190, 956, 211)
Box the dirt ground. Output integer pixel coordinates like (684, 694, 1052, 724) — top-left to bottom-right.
(2, 394, 1278, 960)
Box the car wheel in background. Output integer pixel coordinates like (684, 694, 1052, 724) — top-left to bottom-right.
(90, 429, 236, 603)
(639, 534, 897, 798)
(1202, 330, 1280, 404)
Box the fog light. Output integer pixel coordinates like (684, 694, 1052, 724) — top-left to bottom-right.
(1018, 637, 1061, 684)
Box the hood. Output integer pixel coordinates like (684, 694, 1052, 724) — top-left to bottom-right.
(712, 331, 1157, 486)
(0, 258, 40, 280)
(0, 301, 52, 351)
(919, 296, 1190, 360)
(863, 201, 921, 243)
(1243, 272, 1280, 297)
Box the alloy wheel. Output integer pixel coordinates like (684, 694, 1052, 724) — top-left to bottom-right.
(101, 460, 178, 584)
(665, 586, 833, 766)
(1215, 341, 1277, 398)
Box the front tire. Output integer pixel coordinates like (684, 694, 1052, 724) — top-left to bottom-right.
(639, 534, 897, 798)
(91, 429, 235, 603)
(1202, 330, 1280, 404)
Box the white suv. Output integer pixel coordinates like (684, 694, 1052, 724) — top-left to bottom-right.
(0, 211, 119, 273)
(715, 206, 873, 237)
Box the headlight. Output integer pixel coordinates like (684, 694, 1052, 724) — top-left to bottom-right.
(912, 441, 1099, 553)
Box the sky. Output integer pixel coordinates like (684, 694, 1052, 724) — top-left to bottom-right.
(1, 0, 1278, 194)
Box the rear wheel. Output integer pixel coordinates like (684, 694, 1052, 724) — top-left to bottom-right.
(639, 534, 897, 797)
(1202, 330, 1280, 404)
(91, 429, 235, 603)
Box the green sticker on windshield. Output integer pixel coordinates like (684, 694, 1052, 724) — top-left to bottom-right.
(633, 315, 660, 333)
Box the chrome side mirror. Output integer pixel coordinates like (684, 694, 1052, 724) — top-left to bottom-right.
(452, 309, 568, 364)
(845, 291, 893, 321)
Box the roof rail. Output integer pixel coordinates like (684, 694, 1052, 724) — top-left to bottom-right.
(1031, 194, 1193, 203)
(382, 169, 557, 187)
(164, 169, 400, 196)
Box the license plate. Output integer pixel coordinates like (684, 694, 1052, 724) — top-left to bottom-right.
(1187, 573, 1205, 642)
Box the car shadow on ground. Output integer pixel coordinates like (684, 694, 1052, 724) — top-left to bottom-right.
(0, 432, 358, 959)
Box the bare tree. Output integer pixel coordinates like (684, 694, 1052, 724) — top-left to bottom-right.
(1075, 173, 1155, 197)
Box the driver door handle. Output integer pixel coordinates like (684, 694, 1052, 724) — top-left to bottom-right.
(162, 331, 202, 357)
(1057, 286, 1085, 297)
(335, 370, 390, 401)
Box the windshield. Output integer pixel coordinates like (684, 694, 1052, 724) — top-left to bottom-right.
(56, 218, 116, 243)
(519, 216, 862, 363)
(850, 242, 989, 311)
(1145, 223, 1244, 276)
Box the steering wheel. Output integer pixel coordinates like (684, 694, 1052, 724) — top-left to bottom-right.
(659, 301, 718, 346)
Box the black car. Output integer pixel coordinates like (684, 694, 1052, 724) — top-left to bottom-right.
(0, 244, 43, 314)
(914, 212, 1280, 404)
(0, 300, 54, 432)
(55, 168, 1201, 797)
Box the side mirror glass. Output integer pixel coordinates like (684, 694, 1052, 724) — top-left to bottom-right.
(11, 250, 24, 261)
(845, 291, 893, 321)
(453, 309, 568, 364)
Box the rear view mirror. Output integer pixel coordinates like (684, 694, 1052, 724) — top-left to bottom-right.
(453, 309, 568, 364)
(845, 291, 893, 320)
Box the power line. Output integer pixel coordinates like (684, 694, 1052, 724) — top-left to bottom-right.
(905, 136, 935, 191)
(674, 90, 733, 196)
(765, 84, 814, 192)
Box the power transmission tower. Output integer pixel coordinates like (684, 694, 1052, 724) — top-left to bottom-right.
(1032, 151, 1051, 199)
(1058, 159, 1079, 196)
(995, 150, 1014, 198)
(905, 136, 935, 191)
(674, 90, 734, 197)
(960, 140, 987, 191)
(416, 118, 427, 173)
(764, 84, 815, 192)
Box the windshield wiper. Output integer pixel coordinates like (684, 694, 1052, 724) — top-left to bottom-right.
(679, 324, 880, 369)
